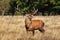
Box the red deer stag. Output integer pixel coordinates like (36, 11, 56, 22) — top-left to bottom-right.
(25, 9, 45, 35)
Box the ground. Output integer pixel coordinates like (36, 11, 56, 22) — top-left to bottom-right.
(0, 16, 60, 40)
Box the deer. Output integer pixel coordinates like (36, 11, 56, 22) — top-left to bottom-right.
(25, 8, 45, 35)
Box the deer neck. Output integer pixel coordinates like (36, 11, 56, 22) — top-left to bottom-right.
(25, 17, 32, 27)
(25, 17, 31, 23)
(28, 17, 32, 23)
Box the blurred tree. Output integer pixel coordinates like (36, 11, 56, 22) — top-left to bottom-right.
(0, 0, 60, 16)
(52, 0, 60, 15)
(8, 0, 17, 16)
(0, 0, 10, 16)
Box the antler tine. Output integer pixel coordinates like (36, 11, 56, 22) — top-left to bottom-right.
(33, 8, 38, 15)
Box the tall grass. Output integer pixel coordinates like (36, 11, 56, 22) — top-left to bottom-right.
(0, 16, 60, 40)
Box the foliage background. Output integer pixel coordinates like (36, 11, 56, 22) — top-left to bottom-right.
(0, 0, 60, 16)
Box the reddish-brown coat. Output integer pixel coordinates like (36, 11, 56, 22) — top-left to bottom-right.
(28, 20, 44, 30)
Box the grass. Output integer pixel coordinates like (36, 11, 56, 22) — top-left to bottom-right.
(0, 16, 60, 40)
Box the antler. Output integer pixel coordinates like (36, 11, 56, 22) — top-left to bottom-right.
(31, 8, 38, 15)
(33, 9, 38, 14)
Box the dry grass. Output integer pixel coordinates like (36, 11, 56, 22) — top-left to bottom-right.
(0, 16, 60, 40)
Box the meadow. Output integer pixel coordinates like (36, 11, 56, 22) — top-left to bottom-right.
(0, 16, 60, 40)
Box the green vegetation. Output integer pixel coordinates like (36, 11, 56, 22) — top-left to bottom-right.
(0, 0, 60, 16)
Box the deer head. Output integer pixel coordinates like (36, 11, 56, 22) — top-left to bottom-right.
(25, 8, 38, 21)
(25, 14, 33, 21)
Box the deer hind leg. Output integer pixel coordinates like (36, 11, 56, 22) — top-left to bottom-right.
(39, 28, 45, 33)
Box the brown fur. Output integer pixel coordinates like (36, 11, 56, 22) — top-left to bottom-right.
(29, 20, 44, 30)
